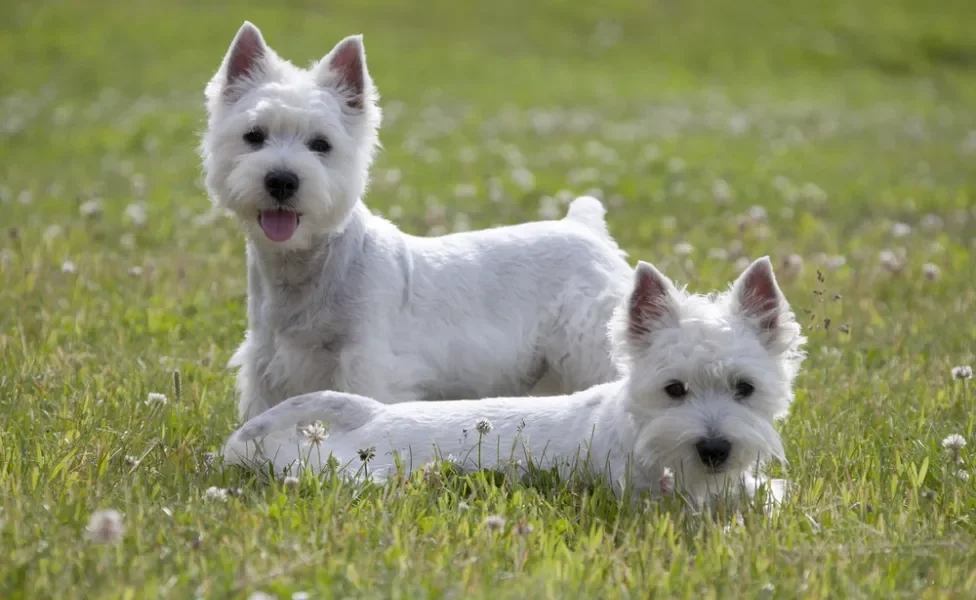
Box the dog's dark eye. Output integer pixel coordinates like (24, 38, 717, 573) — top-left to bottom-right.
(243, 128, 266, 147)
(664, 380, 688, 399)
(734, 380, 755, 399)
(308, 136, 332, 154)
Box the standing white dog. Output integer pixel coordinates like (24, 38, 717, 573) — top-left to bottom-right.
(200, 22, 633, 420)
(223, 257, 807, 504)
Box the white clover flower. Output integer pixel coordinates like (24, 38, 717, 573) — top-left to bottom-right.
(712, 179, 732, 204)
(301, 421, 328, 446)
(452, 213, 471, 233)
(130, 173, 147, 197)
(921, 214, 944, 231)
(824, 255, 847, 271)
(145, 392, 167, 406)
(86, 509, 124, 544)
(124, 203, 148, 227)
(120, 233, 137, 250)
(879, 249, 906, 273)
(79, 198, 103, 218)
(800, 182, 827, 203)
(951, 366, 973, 381)
(475, 418, 493, 435)
(459, 147, 479, 163)
(483, 515, 506, 530)
(43, 225, 63, 242)
(942, 434, 967, 451)
(891, 222, 912, 238)
(204, 487, 228, 502)
(511, 167, 535, 191)
(747, 205, 767, 223)
(781, 254, 804, 278)
(667, 157, 685, 174)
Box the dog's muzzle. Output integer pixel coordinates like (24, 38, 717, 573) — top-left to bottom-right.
(695, 437, 732, 470)
(265, 169, 300, 202)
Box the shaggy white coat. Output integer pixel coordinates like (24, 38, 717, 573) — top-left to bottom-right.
(200, 22, 634, 420)
(223, 257, 806, 505)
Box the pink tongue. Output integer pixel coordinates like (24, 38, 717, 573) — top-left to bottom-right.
(259, 210, 298, 242)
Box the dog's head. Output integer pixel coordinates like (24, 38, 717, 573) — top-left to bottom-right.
(200, 22, 382, 251)
(610, 257, 806, 499)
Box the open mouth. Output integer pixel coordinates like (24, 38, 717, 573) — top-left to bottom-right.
(257, 209, 301, 242)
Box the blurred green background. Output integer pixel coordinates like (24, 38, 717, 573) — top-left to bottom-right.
(1, 0, 975, 597)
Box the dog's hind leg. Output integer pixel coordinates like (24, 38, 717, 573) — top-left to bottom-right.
(231, 391, 385, 443)
(542, 296, 625, 394)
(545, 347, 622, 394)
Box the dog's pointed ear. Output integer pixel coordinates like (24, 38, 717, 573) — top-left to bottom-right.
(627, 261, 679, 344)
(731, 256, 789, 341)
(317, 35, 372, 110)
(217, 22, 269, 101)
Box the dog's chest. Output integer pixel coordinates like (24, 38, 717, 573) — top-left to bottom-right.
(258, 290, 348, 396)
(263, 330, 344, 396)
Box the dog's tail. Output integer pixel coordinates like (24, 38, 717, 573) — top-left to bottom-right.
(564, 196, 627, 259)
(230, 391, 384, 443)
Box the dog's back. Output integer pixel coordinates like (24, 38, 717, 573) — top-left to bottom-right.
(390, 197, 632, 398)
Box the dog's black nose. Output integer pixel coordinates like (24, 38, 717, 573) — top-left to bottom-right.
(264, 170, 300, 201)
(695, 437, 732, 469)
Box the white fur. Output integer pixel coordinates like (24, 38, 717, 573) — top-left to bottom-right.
(223, 257, 806, 506)
(200, 22, 634, 420)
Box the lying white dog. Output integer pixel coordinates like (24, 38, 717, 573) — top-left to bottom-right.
(223, 257, 805, 504)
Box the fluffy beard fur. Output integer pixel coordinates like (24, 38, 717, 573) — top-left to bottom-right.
(612, 256, 806, 494)
(200, 22, 634, 421)
(223, 257, 806, 507)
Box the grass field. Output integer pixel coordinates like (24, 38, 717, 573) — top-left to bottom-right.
(2, 0, 976, 597)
